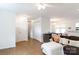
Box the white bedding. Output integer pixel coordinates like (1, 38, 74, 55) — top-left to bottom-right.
(41, 42, 64, 55)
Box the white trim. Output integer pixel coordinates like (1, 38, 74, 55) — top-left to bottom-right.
(16, 39, 28, 42)
(0, 44, 16, 50)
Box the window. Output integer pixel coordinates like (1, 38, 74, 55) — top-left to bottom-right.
(76, 23, 79, 27)
(76, 23, 79, 30)
(55, 27, 66, 33)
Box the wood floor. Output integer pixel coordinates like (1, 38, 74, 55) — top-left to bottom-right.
(0, 39, 44, 55)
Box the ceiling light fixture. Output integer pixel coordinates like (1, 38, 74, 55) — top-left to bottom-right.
(35, 3, 50, 10)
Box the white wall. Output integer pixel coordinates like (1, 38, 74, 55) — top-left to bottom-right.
(41, 17, 50, 33)
(31, 17, 50, 42)
(50, 18, 79, 36)
(0, 10, 16, 49)
(16, 15, 28, 42)
(31, 18, 43, 42)
(50, 19, 78, 32)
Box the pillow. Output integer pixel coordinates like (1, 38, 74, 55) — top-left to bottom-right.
(69, 40, 79, 47)
(59, 38, 69, 45)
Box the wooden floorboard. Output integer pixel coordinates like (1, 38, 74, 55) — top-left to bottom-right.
(0, 39, 44, 55)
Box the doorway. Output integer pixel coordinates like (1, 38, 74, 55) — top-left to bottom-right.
(28, 20, 32, 40)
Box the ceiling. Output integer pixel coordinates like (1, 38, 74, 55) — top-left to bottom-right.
(0, 3, 79, 20)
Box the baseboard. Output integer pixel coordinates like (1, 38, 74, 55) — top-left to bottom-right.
(16, 39, 28, 42)
(32, 38, 43, 43)
(0, 45, 16, 50)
